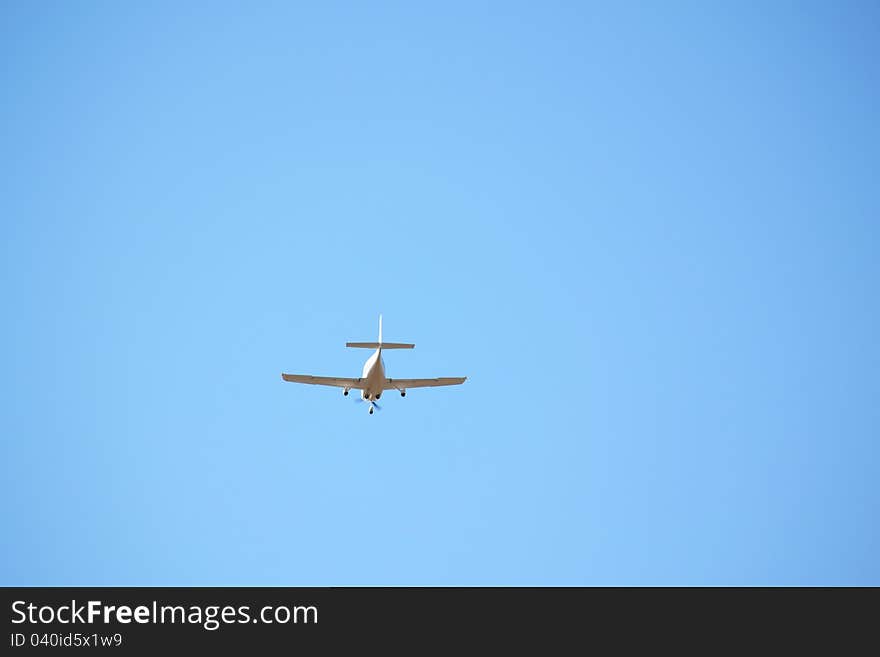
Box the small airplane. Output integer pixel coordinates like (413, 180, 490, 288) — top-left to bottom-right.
(281, 315, 467, 414)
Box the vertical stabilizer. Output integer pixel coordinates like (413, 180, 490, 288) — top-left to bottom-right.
(346, 315, 414, 348)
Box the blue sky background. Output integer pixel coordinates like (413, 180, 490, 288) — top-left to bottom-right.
(2, 2, 878, 585)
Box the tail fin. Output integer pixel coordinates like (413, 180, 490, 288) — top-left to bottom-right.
(346, 314, 415, 349)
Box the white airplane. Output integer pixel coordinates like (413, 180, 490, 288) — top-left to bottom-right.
(281, 315, 467, 414)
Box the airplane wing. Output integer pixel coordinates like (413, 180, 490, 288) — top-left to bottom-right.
(281, 374, 365, 389)
(383, 377, 467, 390)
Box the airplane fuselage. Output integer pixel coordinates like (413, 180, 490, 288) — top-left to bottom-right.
(360, 348, 385, 401)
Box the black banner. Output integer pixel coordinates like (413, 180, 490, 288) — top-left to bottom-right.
(1, 587, 873, 651)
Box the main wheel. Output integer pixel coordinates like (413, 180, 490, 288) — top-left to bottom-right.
(401, 391, 406, 397)
(343, 390, 349, 396)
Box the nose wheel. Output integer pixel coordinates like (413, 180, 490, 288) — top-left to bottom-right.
(369, 405, 374, 415)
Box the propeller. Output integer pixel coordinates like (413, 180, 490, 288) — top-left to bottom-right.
(354, 398, 381, 412)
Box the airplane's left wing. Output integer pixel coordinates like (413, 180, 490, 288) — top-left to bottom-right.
(281, 374, 365, 389)
(383, 377, 467, 390)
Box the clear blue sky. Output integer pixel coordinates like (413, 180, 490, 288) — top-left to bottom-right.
(2, 2, 878, 585)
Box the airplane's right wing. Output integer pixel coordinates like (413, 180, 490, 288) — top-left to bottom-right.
(281, 374, 365, 389)
(383, 377, 467, 390)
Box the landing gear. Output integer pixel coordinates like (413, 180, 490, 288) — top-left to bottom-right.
(369, 406, 374, 415)
(343, 389, 349, 396)
(400, 390, 406, 397)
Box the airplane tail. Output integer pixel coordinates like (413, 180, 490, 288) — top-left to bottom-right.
(346, 314, 415, 349)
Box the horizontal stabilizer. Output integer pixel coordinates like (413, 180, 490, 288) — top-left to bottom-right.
(346, 342, 414, 349)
